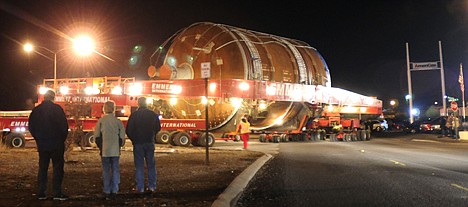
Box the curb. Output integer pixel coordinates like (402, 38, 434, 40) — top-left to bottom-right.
(211, 153, 273, 207)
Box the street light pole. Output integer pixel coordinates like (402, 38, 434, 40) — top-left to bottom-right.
(54, 52, 57, 90)
(24, 36, 95, 91)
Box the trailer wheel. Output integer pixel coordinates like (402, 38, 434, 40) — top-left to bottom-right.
(359, 130, 366, 141)
(342, 134, 348, 142)
(5, 133, 26, 148)
(234, 134, 241, 142)
(84, 132, 97, 148)
(272, 135, 280, 143)
(168, 131, 179, 146)
(282, 134, 289, 142)
(199, 132, 215, 147)
(366, 130, 372, 140)
(173, 131, 191, 147)
(329, 134, 336, 142)
(319, 130, 326, 140)
(259, 134, 266, 142)
(155, 131, 170, 144)
(351, 133, 357, 141)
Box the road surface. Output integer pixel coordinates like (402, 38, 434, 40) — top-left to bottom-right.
(236, 134, 468, 207)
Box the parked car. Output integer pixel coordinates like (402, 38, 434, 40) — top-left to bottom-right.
(366, 120, 388, 132)
(404, 122, 420, 133)
(419, 116, 446, 134)
(385, 118, 407, 131)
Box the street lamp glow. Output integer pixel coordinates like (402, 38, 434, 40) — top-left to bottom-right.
(73, 35, 95, 56)
(405, 94, 412, 100)
(23, 35, 95, 90)
(390, 100, 396, 106)
(23, 43, 33, 52)
(411, 108, 420, 116)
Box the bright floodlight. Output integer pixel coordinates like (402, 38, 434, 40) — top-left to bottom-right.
(39, 86, 50, 94)
(405, 94, 412, 100)
(239, 82, 250, 91)
(411, 108, 420, 116)
(23, 43, 33, 52)
(59, 86, 69, 95)
(73, 35, 95, 56)
(201, 96, 208, 105)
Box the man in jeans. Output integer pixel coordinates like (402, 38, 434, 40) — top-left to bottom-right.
(94, 101, 126, 198)
(126, 97, 161, 193)
(28, 90, 69, 200)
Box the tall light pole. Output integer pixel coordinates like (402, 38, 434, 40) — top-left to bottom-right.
(23, 44, 68, 90)
(23, 35, 95, 90)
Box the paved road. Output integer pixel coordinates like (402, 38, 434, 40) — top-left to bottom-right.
(236, 134, 468, 207)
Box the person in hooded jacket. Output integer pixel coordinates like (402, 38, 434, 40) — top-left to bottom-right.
(28, 90, 69, 201)
(94, 101, 125, 197)
(126, 97, 161, 193)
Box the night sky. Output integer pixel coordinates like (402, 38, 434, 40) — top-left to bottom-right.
(0, 0, 467, 115)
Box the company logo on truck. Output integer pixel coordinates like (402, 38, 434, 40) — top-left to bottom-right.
(10, 121, 28, 127)
(151, 83, 182, 94)
(161, 122, 197, 128)
(55, 96, 111, 103)
(160, 119, 206, 129)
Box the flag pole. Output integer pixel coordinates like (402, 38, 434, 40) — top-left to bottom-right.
(461, 63, 466, 121)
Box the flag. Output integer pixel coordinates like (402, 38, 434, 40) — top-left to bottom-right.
(459, 63, 464, 92)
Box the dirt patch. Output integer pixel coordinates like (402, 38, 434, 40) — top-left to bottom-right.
(0, 145, 263, 207)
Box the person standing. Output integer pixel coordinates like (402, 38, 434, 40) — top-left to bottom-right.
(237, 116, 251, 149)
(452, 115, 460, 139)
(28, 90, 69, 201)
(94, 101, 125, 197)
(437, 116, 447, 138)
(446, 114, 454, 137)
(126, 97, 161, 193)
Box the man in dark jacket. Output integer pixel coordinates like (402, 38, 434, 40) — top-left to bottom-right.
(126, 97, 161, 193)
(28, 90, 69, 200)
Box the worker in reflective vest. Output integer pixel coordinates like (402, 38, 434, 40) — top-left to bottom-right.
(237, 116, 251, 149)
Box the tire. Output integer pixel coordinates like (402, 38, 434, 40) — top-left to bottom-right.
(272, 135, 280, 143)
(259, 134, 266, 142)
(168, 131, 179, 146)
(319, 130, 327, 140)
(359, 130, 367, 141)
(343, 134, 349, 142)
(314, 131, 321, 141)
(329, 134, 336, 142)
(5, 133, 26, 148)
(356, 130, 362, 141)
(351, 133, 357, 141)
(198, 132, 215, 147)
(84, 132, 97, 148)
(375, 127, 382, 132)
(173, 131, 191, 147)
(366, 130, 372, 140)
(283, 134, 289, 142)
(234, 134, 241, 142)
(155, 130, 170, 144)
(280, 134, 285, 142)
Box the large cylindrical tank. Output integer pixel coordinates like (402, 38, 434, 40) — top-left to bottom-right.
(148, 22, 331, 131)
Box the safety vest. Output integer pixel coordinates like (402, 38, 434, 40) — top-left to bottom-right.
(239, 121, 250, 134)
